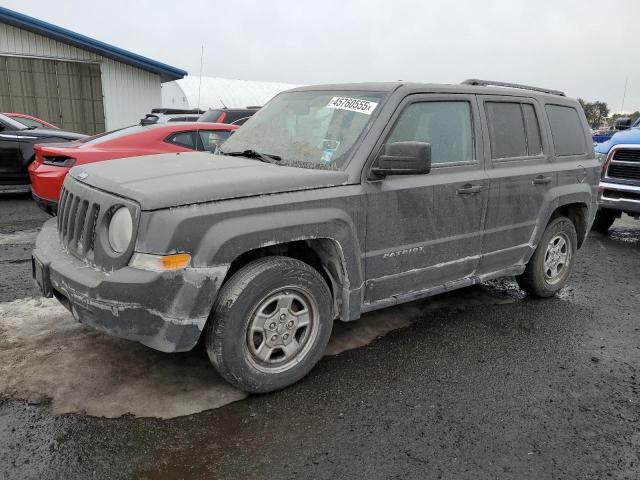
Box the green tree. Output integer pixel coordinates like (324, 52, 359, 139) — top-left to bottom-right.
(578, 98, 610, 128)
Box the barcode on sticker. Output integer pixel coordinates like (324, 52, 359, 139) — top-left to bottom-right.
(327, 97, 378, 115)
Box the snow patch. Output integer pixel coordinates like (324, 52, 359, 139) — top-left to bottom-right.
(0, 228, 40, 245)
(0, 285, 516, 419)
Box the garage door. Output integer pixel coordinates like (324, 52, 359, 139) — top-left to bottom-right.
(0, 56, 105, 134)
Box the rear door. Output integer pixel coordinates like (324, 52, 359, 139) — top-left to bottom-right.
(545, 104, 595, 200)
(363, 94, 489, 305)
(476, 96, 555, 275)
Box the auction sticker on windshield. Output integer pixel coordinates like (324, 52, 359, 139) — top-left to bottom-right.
(327, 97, 378, 115)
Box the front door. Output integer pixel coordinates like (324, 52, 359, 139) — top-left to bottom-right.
(0, 121, 23, 183)
(363, 94, 488, 306)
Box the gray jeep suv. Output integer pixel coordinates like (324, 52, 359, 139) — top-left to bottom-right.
(32, 80, 599, 393)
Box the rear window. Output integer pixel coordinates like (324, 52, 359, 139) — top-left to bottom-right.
(79, 126, 142, 144)
(545, 105, 587, 156)
(486, 101, 543, 159)
(168, 116, 200, 122)
(198, 110, 224, 123)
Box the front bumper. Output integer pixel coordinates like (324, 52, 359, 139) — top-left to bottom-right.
(598, 181, 640, 215)
(32, 192, 57, 215)
(33, 218, 227, 352)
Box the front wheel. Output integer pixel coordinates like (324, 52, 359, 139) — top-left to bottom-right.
(516, 216, 578, 298)
(591, 209, 617, 233)
(206, 256, 333, 393)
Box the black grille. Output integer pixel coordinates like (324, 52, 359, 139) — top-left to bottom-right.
(612, 149, 640, 162)
(57, 186, 100, 259)
(602, 189, 640, 202)
(607, 163, 640, 181)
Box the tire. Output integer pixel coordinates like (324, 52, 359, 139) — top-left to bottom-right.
(206, 256, 333, 393)
(516, 216, 578, 298)
(591, 209, 617, 233)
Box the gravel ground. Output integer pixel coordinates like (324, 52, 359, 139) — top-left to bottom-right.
(1, 195, 639, 480)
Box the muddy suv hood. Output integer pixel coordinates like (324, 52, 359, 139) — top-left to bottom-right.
(68, 151, 349, 210)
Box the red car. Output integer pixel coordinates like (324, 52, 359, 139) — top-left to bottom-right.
(29, 122, 237, 214)
(3, 112, 59, 129)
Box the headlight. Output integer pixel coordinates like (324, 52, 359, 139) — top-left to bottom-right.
(108, 207, 133, 253)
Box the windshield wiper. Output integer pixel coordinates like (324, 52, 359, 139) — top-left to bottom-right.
(221, 149, 283, 165)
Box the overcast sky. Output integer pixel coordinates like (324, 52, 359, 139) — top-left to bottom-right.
(5, 0, 640, 112)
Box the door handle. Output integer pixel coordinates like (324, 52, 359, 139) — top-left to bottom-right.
(532, 175, 552, 185)
(456, 184, 483, 195)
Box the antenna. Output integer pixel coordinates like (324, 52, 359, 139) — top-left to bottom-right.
(620, 76, 629, 114)
(219, 98, 228, 109)
(197, 45, 204, 111)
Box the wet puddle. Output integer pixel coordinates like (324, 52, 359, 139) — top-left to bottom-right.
(0, 284, 517, 419)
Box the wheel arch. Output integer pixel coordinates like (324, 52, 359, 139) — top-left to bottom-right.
(198, 209, 365, 321)
(549, 202, 589, 248)
(535, 184, 595, 250)
(221, 237, 353, 321)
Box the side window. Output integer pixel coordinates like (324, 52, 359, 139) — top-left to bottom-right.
(486, 101, 543, 159)
(387, 101, 474, 164)
(522, 104, 542, 156)
(545, 105, 587, 156)
(198, 130, 233, 151)
(166, 131, 197, 150)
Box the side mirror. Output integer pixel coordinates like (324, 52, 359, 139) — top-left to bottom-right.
(370, 141, 431, 178)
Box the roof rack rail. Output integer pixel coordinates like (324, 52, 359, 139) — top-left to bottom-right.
(461, 79, 565, 97)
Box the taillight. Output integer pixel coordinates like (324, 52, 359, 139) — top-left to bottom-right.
(216, 112, 227, 123)
(43, 156, 76, 167)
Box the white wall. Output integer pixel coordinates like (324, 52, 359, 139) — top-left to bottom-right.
(0, 22, 161, 130)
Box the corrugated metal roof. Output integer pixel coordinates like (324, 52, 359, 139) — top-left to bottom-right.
(0, 6, 187, 82)
(164, 77, 300, 110)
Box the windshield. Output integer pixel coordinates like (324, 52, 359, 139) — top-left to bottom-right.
(221, 90, 384, 170)
(0, 113, 28, 130)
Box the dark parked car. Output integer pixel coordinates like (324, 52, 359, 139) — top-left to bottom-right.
(33, 80, 599, 393)
(0, 113, 86, 193)
(198, 107, 260, 126)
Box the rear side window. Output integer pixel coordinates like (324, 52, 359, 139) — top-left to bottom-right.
(387, 101, 474, 164)
(166, 131, 197, 149)
(522, 104, 542, 156)
(198, 130, 233, 151)
(486, 101, 543, 159)
(545, 105, 587, 156)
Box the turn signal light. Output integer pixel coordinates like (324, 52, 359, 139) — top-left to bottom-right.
(130, 252, 191, 271)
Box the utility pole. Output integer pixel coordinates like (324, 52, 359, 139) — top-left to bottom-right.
(197, 45, 204, 111)
(620, 76, 629, 114)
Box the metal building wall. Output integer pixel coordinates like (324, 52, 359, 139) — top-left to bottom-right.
(0, 22, 161, 130)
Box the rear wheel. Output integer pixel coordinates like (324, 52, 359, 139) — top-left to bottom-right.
(591, 209, 617, 233)
(206, 256, 333, 393)
(516, 216, 577, 298)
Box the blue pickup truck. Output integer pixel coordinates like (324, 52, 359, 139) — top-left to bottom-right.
(593, 120, 640, 232)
